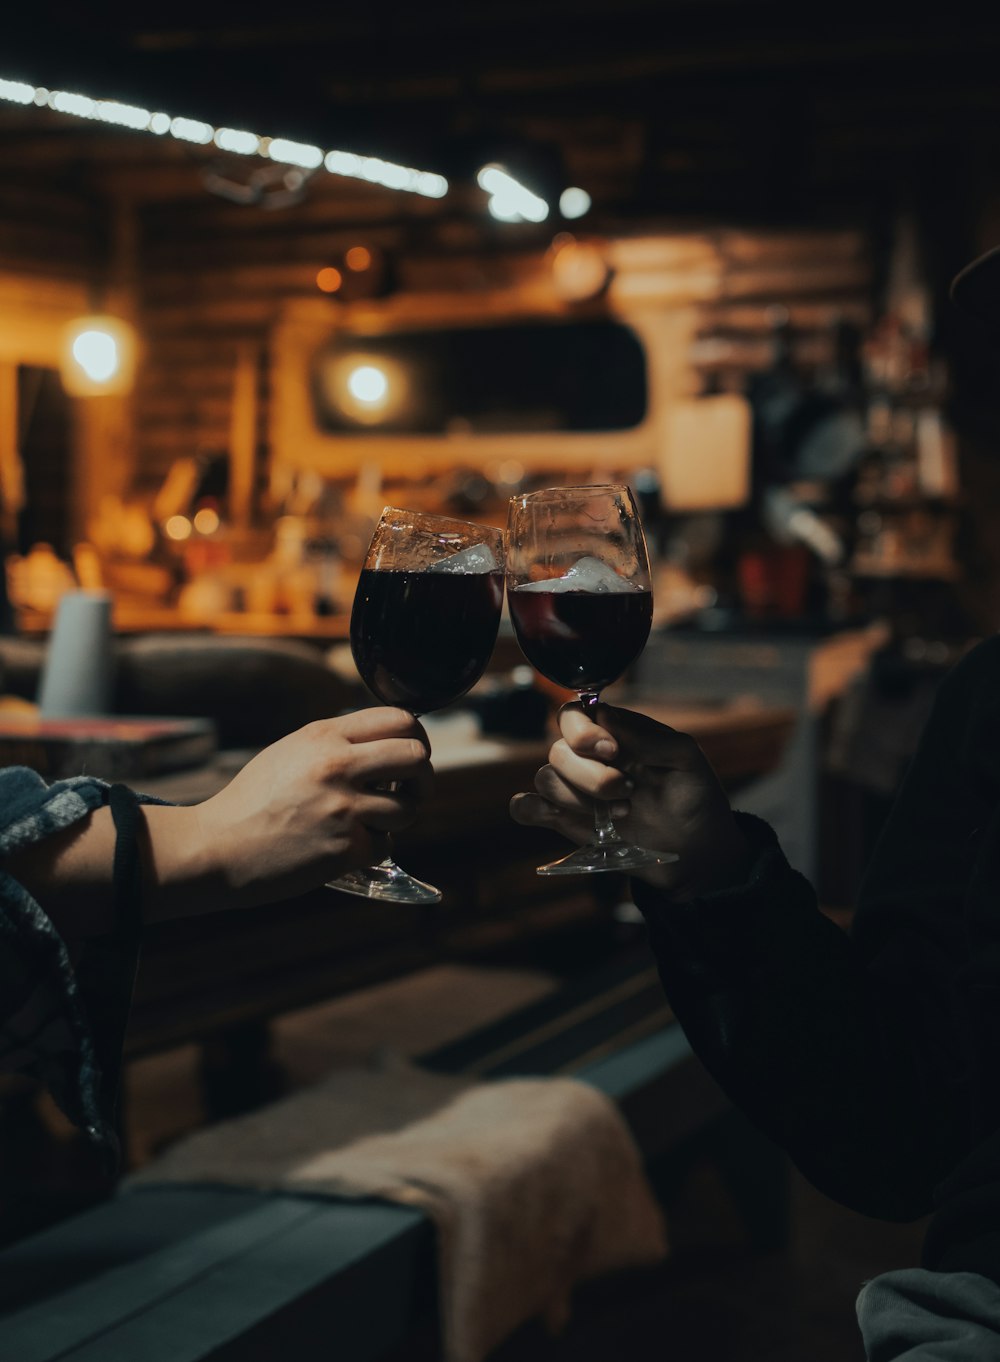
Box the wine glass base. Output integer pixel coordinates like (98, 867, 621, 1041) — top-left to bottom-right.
(537, 844, 678, 876)
(326, 864, 442, 904)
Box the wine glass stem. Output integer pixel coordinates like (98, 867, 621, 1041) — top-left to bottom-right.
(580, 690, 623, 848)
(372, 787, 401, 868)
(373, 834, 397, 870)
(372, 710, 420, 868)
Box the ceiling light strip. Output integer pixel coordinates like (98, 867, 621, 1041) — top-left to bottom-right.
(0, 75, 448, 199)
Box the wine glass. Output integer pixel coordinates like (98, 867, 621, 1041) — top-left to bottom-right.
(506, 483, 677, 875)
(326, 507, 505, 903)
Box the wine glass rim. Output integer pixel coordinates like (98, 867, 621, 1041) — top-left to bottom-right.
(379, 506, 503, 536)
(510, 483, 632, 504)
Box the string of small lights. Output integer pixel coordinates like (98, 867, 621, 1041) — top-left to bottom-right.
(0, 74, 595, 223)
(0, 74, 449, 199)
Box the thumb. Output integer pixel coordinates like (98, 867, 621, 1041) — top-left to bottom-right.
(597, 705, 706, 772)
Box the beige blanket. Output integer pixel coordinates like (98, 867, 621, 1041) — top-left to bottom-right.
(127, 1053, 667, 1362)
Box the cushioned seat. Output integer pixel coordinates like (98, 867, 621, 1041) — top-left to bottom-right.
(113, 634, 360, 747)
(0, 633, 362, 748)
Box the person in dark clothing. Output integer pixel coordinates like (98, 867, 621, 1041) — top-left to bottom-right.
(511, 250, 1000, 1359)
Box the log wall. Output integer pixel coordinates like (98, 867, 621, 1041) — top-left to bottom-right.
(132, 173, 874, 500)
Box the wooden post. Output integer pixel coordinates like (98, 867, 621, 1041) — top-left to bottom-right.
(0, 363, 24, 544)
(229, 344, 258, 528)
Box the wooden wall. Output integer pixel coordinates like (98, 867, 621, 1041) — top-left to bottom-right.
(0, 135, 876, 547)
(0, 179, 104, 286)
(134, 175, 447, 497)
(0, 177, 127, 546)
(131, 173, 874, 503)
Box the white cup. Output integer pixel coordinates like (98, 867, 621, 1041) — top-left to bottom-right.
(37, 590, 115, 717)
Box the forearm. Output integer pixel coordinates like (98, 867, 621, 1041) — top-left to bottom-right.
(4, 801, 226, 937)
(634, 816, 960, 1220)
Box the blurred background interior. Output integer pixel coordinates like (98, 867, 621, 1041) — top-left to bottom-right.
(3, 4, 1000, 1358)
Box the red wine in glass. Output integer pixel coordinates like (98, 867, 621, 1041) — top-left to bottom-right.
(352, 568, 505, 714)
(326, 508, 505, 904)
(506, 587, 652, 697)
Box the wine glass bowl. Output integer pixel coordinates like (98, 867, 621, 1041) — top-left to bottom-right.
(506, 484, 677, 876)
(351, 516, 504, 715)
(327, 508, 505, 904)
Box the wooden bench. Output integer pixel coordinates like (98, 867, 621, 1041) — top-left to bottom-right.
(0, 946, 788, 1361)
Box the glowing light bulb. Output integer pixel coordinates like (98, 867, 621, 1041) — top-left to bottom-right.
(193, 507, 221, 535)
(316, 267, 343, 293)
(416, 168, 445, 194)
(0, 78, 34, 104)
(268, 138, 323, 168)
(347, 364, 389, 405)
(170, 116, 214, 145)
(71, 330, 119, 383)
(477, 165, 508, 193)
(378, 163, 410, 190)
(215, 127, 261, 155)
(477, 163, 548, 223)
(325, 149, 363, 176)
(50, 90, 96, 118)
(559, 187, 592, 219)
(165, 515, 193, 541)
(488, 196, 521, 221)
(359, 156, 387, 183)
(345, 246, 372, 272)
(97, 100, 151, 130)
(61, 315, 136, 396)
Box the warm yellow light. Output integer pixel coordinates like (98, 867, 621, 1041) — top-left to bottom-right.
(345, 245, 372, 272)
(321, 354, 408, 425)
(316, 266, 343, 293)
(61, 315, 137, 397)
(193, 508, 221, 535)
(72, 330, 119, 383)
(165, 515, 193, 541)
(497, 459, 525, 486)
(347, 364, 389, 405)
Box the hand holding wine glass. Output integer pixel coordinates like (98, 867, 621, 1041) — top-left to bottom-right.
(511, 702, 752, 896)
(505, 483, 676, 875)
(326, 507, 505, 904)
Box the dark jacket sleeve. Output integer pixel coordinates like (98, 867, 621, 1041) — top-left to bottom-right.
(633, 635, 1000, 1222)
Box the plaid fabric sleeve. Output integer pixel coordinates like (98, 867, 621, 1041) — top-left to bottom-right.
(0, 767, 168, 1161)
